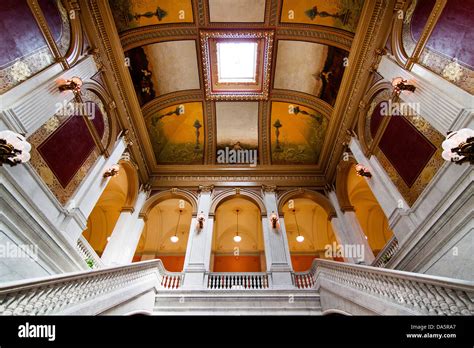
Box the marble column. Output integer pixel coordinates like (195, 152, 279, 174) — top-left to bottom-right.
(182, 186, 214, 289)
(328, 190, 374, 264)
(261, 186, 294, 289)
(101, 188, 149, 265)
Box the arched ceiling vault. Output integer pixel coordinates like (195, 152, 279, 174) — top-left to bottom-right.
(98, 0, 394, 188)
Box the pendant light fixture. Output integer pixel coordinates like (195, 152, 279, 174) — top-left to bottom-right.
(233, 209, 241, 243)
(293, 209, 304, 243)
(170, 209, 182, 243)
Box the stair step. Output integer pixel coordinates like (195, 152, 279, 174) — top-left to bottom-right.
(153, 290, 321, 315)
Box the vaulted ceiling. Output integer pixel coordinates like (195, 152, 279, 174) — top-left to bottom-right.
(106, 0, 372, 187)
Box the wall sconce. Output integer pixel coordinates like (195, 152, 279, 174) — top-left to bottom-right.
(442, 128, 474, 165)
(270, 211, 279, 229)
(355, 164, 372, 178)
(58, 76, 83, 94)
(0, 130, 31, 167)
(197, 211, 206, 229)
(103, 164, 120, 178)
(391, 77, 416, 96)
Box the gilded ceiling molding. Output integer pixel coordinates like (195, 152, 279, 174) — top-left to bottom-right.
(196, 0, 206, 26)
(390, 0, 411, 66)
(139, 188, 199, 220)
(277, 188, 337, 220)
(275, 27, 353, 51)
(335, 157, 358, 213)
(84, 0, 153, 182)
(269, 0, 279, 26)
(141, 90, 204, 120)
(269, 90, 333, 120)
(356, 81, 392, 156)
(209, 188, 267, 216)
(120, 27, 199, 52)
(205, 101, 215, 165)
(63, 0, 83, 66)
(404, 0, 447, 70)
(323, 0, 394, 182)
(27, 0, 68, 69)
(259, 102, 271, 165)
(150, 173, 326, 188)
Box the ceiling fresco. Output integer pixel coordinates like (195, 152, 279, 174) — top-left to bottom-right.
(110, 0, 194, 33)
(108, 0, 365, 175)
(145, 102, 204, 164)
(280, 0, 364, 33)
(270, 102, 328, 165)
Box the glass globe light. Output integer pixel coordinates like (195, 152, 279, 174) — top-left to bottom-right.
(296, 235, 304, 243)
(233, 235, 241, 243)
(170, 235, 179, 243)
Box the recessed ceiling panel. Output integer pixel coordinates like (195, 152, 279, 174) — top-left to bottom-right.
(274, 40, 348, 105)
(110, 0, 194, 33)
(280, 0, 364, 33)
(125, 40, 200, 105)
(146, 102, 204, 164)
(270, 102, 328, 165)
(208, 0, 266, 23)
(216, 102, 259, 165)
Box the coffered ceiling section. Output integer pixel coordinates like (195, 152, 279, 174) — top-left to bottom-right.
(108, 0, 365, 174)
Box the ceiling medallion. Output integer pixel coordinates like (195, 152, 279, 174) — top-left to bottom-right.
(200, 30, 274, 101)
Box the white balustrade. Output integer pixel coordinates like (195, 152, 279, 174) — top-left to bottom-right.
(293, 259, 474, 315)
(76, 235, 104, 269)
(0, 260, 182, 315)
(371, 236, 400, 268)
(206, 273, 270, 290)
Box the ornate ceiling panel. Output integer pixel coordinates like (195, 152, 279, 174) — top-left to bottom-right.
(99, 0, 391, 186)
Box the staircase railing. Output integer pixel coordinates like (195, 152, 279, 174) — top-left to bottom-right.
(76, 235, 104, 269)
(294, 259, 474, 315)
(206, 272, 271, 290)
(0, 259, 182, 315)
(371, 236, 399, 267)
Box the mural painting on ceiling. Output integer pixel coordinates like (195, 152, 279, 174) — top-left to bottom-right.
(146, 102, 204, 164)
(0, 0, 70, 94)
(273, 41, 348, 106)
(125, 46, 156, 106)
(280, 0, 364, 33)
(270, 102, 327, 165)
(403, 0, 474, 94)
(215, 102, 259, 165)
(110, 0, 193, 33)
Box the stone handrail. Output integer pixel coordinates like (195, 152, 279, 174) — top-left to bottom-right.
(76, 235, 104, 269)
(371, 236, 399, 267)
(206, 272, 271, 290)
(294, 259, 474, 315)
(0, 260, 183, 315)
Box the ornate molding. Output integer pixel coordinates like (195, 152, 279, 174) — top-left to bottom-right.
(275, 27, 353, 51)
(120, 27, 199, 52)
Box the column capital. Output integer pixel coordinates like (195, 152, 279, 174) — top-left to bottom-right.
(262, 184, 277, 193)
(198, 185, 214, 193)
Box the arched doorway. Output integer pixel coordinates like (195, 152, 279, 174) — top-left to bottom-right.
(347, 164, 393, 256)
(281, 198, 339, 271)
(211, 197, 266, 272)
(133, 198, 192, 271)
(82, 162, 137, 257)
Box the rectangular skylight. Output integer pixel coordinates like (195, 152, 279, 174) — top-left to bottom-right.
(216, 41, 258, 83)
